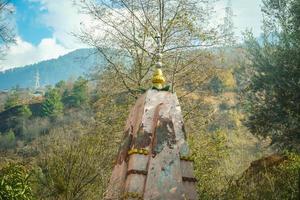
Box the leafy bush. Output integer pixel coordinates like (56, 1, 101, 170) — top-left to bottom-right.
(189, 130, 229, 199)
(0, 163, 34, 200)
(35, 132, 116, 200)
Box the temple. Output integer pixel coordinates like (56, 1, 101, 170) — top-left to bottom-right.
(105, 34, 198, 200)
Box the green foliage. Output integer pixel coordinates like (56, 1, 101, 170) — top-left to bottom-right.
(208, 76, 225, 94)
(189, 130, 229, 199)
(35, 129, 117, 200)
(242, 0, 300, 145)
(219, 102, 230, 111)
(0, 129, 16, 150)
(55, 80, 66, 90)
(18, 105, 32, 119)
(12, 105, 33, 139)
(0, 163, 34, 200)
(4, 90, 20, 110)
(63, 77, 89, 108)
(41, 88, 64, 117)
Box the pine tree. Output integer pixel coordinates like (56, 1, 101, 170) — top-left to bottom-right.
(18, 105, 32, 118)
(242, 0, 300, 145)
(64, 77, 89, 108)
(41, 88, 64, 117)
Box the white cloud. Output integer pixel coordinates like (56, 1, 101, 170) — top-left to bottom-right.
(29, 0, 91, 49)
(32, 0, 263, 45)
(0, 0, 88, 71)
(0, 37, 70, 71)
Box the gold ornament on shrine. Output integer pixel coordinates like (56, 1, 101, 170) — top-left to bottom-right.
(152, 68, 165, 89)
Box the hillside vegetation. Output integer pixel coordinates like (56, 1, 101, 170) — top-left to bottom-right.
(0, 48, 103, 90)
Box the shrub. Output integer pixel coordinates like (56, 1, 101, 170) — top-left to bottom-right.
(0, 163, 34, 200)
(35, 133, 115, 200)
(189, 130, 229, 199)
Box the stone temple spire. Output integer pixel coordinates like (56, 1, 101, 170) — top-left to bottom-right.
(105, 33, 198, 200)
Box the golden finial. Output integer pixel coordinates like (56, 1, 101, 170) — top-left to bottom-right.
(152, 68, 166, 89)
(152, 32, 166, 89)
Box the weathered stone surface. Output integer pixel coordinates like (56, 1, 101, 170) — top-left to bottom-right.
(183, 181, 199, 200)
(117, 134, 132, 165)
(105, 90, 198, 200)
(125, 174, 146, 194)
(180, 160, 195, 179)
(143, 146, 185, 200)
(105, 162, 128, 199)
(127, 154, 148, 172)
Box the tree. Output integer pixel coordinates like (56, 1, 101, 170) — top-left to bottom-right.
(18, 105, 32, 119)
(55, 80, 67, 94)
(242, 0, 300, 146)
(35, 127, 117, 200)
(0, 163, 34, 200)
(76, 0, 221, 97)
(41, 88, 64, 117)
(4, 90, 19, 110)
(63, 77, 89, 108)
(0, 0, 15, 58)
(55, 80, 66, 89)
(13, 105, 33, 139)
(189, 129, 229, 198)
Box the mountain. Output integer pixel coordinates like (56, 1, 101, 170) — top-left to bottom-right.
(0, 48, 105, 90)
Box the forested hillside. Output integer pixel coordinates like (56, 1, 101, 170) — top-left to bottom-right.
(0, 48, 104, 90)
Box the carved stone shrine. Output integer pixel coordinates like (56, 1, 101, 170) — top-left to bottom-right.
(105, 33, 198, 200)
(105, 89, 198, 200)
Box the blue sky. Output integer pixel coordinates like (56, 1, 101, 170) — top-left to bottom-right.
(0, 0, 85, 71)
(11, 0, 53, 45)
(0, 0, 263, 71)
